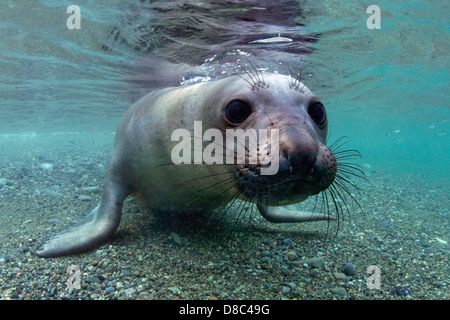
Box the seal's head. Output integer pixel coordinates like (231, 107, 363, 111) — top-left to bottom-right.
(207, 72, 337, 206)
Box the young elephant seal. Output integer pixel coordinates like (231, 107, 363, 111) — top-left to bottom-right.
(37, 72, 340, 257)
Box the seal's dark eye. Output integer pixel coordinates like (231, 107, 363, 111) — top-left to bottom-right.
(308, 102, 326, 126)
(225, 100, 252, 124)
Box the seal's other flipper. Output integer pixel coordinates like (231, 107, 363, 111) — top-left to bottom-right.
(36, 173, 127, 258)
(257, 204, 336, 223)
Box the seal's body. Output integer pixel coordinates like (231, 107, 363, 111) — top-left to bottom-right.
(37, 73, 337, 257)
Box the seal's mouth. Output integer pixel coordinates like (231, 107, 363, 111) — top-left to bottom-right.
(234, 141, 337, 205)
(235, 164, 336, 206)
(232, 137, 364, 213)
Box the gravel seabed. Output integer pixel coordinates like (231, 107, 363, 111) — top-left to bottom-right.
(0, 133, 448, 300)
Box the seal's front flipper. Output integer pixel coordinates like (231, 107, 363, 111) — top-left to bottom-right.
(257, 204, 336, 223)
(36, 173, 127, 258)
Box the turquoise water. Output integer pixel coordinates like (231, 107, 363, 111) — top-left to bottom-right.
(1, 0, 448, 179)
(0, 0, 448, 300)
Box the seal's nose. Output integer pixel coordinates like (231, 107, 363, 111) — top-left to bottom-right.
(288, 152, 316, 176)
(278, 126, 317, 177)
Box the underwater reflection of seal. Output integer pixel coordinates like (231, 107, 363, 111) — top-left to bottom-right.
(37, 71, 363, 257)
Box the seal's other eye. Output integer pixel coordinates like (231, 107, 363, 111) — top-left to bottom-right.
(225, 100, 252, 124)
(308, 102, 326, 126)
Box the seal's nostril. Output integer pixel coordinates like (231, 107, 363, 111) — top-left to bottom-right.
(275, 151, 316, 177)
(289, 152, 316, 175)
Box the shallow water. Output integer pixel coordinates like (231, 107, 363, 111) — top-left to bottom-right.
(1, 0, 448, 176)
(0, 0, 448, 300)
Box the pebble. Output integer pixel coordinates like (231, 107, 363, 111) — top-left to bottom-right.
(49, 287, 57, 297)
(423, 247, 433, 254)
(1, 189, 12, 195)
(42, 189, 62, 198)
(282, 238, 293, 245)
(139, 292, 152, 299)
(393, 286, 411, 296)
(281, 286, 291, 294)
(78, 195, 92, 201)
(105, 287, 115, 294)
(299, 257, 325, 269)
(85, 276, 102, 284)
(419, 240, 430, 247)
(47, 218, 61, 225)
(82, 186, 101, 194)
(40, 163, 53, 170)
(124, 288, 136, 296)
(260, 251, 273, 258)
(330, 287, 347, 296)
(283, 282, 297, 290)
(343, 263, 355, 276)
(10, 248, 22, 255)
(309, 270, 318, 278)
(284, 251, 299, 261)
(333, 272, 347, 280)
(168, 287, 181, 295)
(122, 269, 132, 277)
(260, 256, 271, 263)
(381, 221, 391, 228)
(169, 232, 183, 246)
(0, 178, 7, 187)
